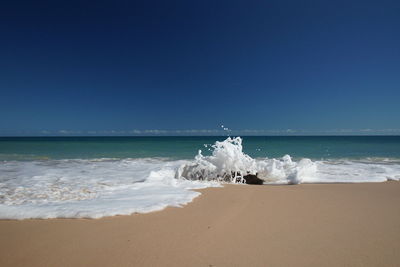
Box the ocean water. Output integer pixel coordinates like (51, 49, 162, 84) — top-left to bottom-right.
(1, 136, 400, 219)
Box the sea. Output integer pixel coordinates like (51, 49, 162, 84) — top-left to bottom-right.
(1, 136, 399, 219)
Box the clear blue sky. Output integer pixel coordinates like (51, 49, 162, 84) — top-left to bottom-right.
(0, 0, 399, 136)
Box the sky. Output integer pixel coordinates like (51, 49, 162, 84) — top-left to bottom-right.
(0, 0, 399, 136)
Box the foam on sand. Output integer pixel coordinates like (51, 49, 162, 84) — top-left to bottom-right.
(0, 159, 219, 219)
(0, 137, 399, 219)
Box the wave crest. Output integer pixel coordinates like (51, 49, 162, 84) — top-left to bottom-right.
(176, 137, 317, 184)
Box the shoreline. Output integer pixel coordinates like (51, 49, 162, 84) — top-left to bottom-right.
(1, 182, 400, 266)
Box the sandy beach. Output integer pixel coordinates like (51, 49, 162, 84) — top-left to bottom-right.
(1, 182, 400, 267)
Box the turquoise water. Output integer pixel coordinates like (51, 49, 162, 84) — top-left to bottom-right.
(1, 136, 400, 160)
(1, 135, 400, 219)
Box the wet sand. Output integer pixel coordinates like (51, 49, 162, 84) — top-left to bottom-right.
(1, 182, 400, 267)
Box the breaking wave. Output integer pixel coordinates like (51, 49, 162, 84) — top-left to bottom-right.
(176, 137, 400, 184)
(0, 137, 399, 219)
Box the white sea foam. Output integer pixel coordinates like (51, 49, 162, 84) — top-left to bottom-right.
(0, 159, 219, 219)
(177, 137, 400, 184)
(0, 137, 399, 219)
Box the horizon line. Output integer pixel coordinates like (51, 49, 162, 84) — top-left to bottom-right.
(1, 134, 400, 138)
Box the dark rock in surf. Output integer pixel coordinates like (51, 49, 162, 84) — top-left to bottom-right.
(243, 174, 263, 185)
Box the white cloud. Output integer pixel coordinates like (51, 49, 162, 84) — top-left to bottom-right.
(3, 128, 400, 137)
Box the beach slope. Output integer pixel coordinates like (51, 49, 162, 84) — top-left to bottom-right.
(1, 183, 400, 267)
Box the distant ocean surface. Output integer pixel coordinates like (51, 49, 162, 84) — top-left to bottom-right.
(1, 136, 400, 160)
(1, 136, 400, 219)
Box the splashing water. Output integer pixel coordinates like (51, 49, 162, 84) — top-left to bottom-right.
(1, 136, 399, 219)
(220, 124, 231, 136)
(176, 137, 317, 184)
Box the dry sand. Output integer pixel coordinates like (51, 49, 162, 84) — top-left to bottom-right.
(1, 182, 400, 267)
